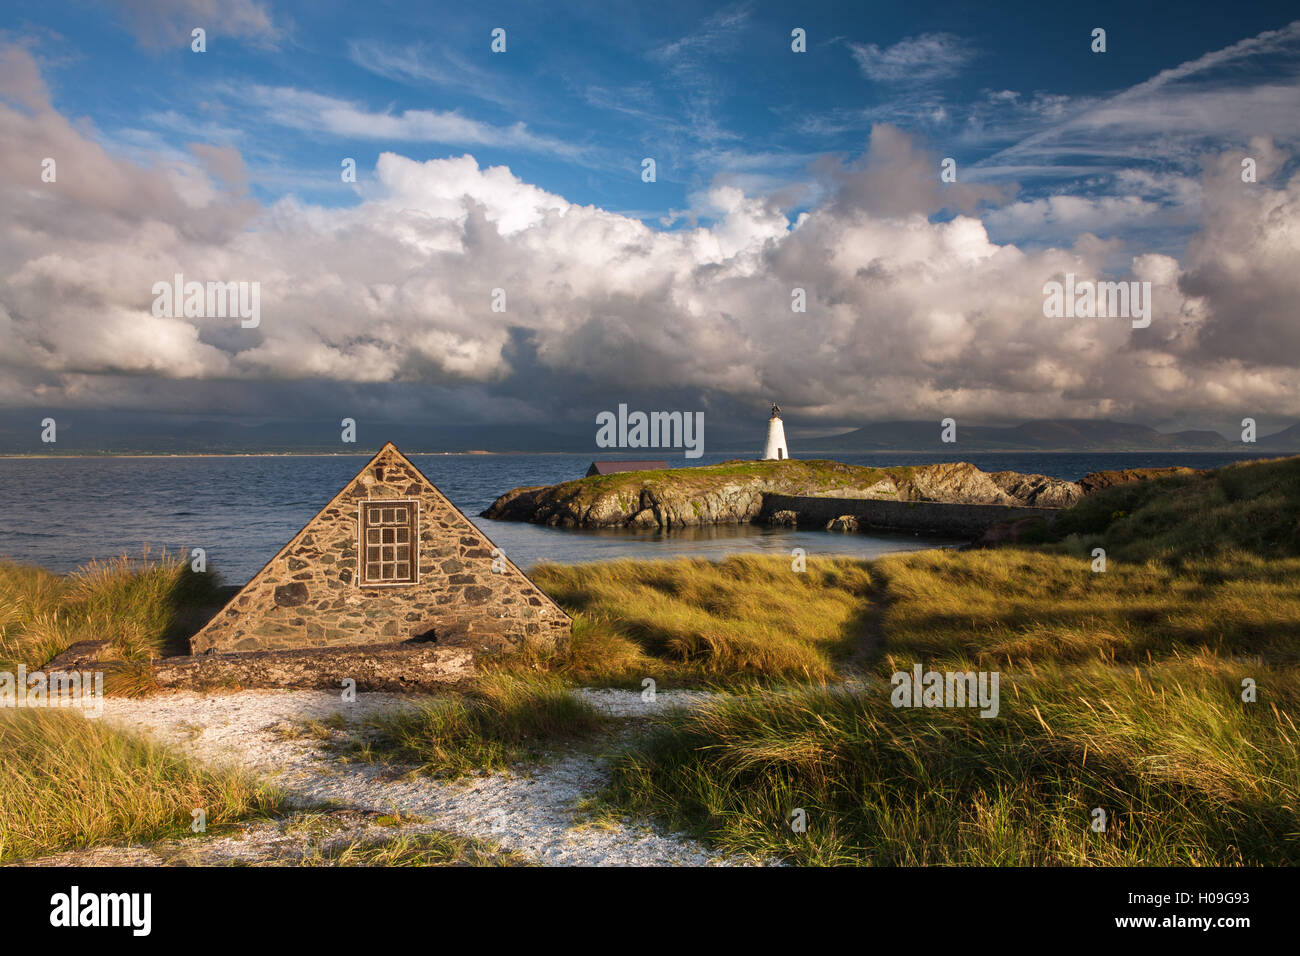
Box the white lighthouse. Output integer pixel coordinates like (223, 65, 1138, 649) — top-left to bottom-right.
(761, 403, 789, 460)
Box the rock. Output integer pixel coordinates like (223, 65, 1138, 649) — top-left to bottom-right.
(769, 510, 798, 527)
(482, 459, 1092, 531)
(903, 462, 1016, 505)
(273, 582, 309, 607)
(826, 515, 859, 532)
(989, 471, 1083, 508)
(43, 640, 113, 670)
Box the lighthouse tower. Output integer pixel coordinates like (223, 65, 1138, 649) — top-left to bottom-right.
(761, 403, 789, 460)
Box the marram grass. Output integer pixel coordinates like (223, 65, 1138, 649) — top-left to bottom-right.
(529, 554, 876, 687)
(0, 551, 221, 682)
(605, 658, 1299, 865)
(0, 709, 280, 862)
(338, 673, 610, 777)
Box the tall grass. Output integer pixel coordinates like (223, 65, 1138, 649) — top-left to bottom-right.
(345, 674, 609, 777)
(876, 548, 1300, 670)
(0, 709, 280, 862)
(607, 657, 1300, 865)
(601, 459, 1300, 864)
(530, 555, 875, 686)
(0, 552, 221, 677)
(1054, 455, 1300, 560)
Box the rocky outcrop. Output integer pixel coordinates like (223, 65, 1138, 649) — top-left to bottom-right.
(989, 471, 1084, 508)
(484, 459, 1084, 530)
(769, 510, 798, 527)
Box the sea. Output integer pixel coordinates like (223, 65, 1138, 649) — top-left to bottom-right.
(0, 450, 1275, 584)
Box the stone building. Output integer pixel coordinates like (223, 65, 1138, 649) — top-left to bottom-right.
(190, 442, 571, 657)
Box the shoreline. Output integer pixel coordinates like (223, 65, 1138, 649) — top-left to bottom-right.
(0, 449, 1285, 460)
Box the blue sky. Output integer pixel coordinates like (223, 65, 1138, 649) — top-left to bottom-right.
(28, 0, 1298, 241)
(2, 1, 1299, 433)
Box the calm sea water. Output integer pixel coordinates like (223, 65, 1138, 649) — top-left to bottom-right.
(0, 451, 1274, 583)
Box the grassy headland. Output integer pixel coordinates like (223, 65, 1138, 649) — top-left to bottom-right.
(594, 455, 1300, 864)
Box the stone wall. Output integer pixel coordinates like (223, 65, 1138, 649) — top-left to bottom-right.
(760, 494, 1061, 538)
(156, 642, 474, 692)
(190, 443, 572, 657)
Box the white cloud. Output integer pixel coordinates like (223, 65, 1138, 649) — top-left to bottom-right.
(243, 86, 582, 157)
(849, 33, 975, 84)
(113, 0, 282, 50)
(3, 45, 1300, 427)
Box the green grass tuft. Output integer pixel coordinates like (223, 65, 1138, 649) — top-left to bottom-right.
(0, 709, 280, 862)
(529, 554, 876, 687)
(345, 674, 609, 777)
(0, 551, 222, 681)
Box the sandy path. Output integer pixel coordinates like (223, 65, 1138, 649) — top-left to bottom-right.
(43, 687, 755, 867)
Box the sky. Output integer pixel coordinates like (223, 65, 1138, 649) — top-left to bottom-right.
(1, 0, 1299, 439)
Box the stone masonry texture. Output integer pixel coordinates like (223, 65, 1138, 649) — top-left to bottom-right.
(189, 442, 572, 657)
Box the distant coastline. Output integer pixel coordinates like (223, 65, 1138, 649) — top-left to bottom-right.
(0, 447, 1289, 460)
(0, 450, 565, 460)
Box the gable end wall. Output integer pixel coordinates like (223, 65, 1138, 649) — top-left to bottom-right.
(190, 445, 571, 656)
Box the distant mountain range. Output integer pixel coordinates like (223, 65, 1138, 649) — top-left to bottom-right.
(800, 419, 1300, 453)
(0, 409, 1295, 455)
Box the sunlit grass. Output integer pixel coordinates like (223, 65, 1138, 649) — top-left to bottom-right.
(876, 548, 1300, 671)
(342, 673, 609, 777)
(529, 554, 876, 687)
(606, 657, 1300, 865)
(0, 709, 280, 862)
(255, 829, 533, 867)
(0, 551, 221, 683)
